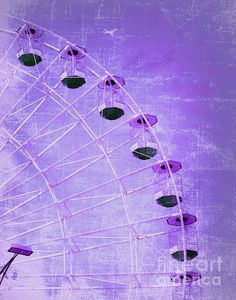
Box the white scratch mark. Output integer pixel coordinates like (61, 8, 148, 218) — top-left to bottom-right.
(49, 0, 57, 31)
(103, 28, 118, 37)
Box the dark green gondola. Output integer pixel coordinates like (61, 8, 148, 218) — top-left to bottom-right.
(132, 147, 157, 160)
(156, 195, 182, 208)
(61, 76, 86, 89)
(18, 53, 42, 67)
(171, 250, 198, 262)
(100, 107, 124, 120)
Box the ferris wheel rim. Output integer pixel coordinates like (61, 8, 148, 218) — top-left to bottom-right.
(0, 12, 194, 293)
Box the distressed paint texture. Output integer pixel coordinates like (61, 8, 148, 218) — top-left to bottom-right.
(0, 1, 235, 299)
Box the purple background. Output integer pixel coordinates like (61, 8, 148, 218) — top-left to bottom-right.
(0, 0, 235, 299)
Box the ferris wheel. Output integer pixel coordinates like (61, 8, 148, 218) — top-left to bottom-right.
(0, 13, 201, 300)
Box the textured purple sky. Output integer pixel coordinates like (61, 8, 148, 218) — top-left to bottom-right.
(0, 1, 235, 299)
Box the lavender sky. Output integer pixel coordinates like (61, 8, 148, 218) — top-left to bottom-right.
(0, 1, 235, 299)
